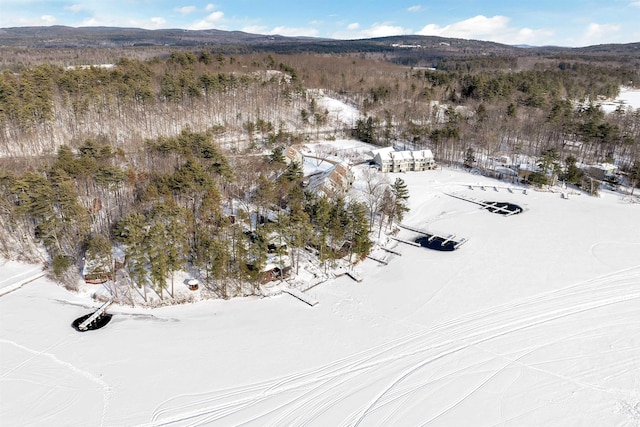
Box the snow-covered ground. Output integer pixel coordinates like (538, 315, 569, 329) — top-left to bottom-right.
(0, 259, 45, 297)
(1, 167, 639, 426)
(316, 93, 360, 127)
(600, 86, 640, 114)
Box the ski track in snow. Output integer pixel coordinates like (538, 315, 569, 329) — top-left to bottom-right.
(0, 338, 113, 426)
(0, 265, 45, 296)
(142, 265, 640, 427)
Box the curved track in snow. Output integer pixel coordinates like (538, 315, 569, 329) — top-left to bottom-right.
(144, 265, 640, 427)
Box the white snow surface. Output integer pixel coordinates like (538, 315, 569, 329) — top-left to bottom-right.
(1, 168, 640, 427)
(316, 95, 360, 127)
(600, 86, 640, 113)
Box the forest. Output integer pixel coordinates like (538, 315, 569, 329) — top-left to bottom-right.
(0, 45, 639, 302)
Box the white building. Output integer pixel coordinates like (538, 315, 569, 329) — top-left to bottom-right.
(372, 147, 436, 173)
(305, 162, 354, 198)
(284, 145, 303, 165)
(588, 163, 618, 181)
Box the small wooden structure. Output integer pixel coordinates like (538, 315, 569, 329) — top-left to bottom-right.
(187, 279, 199, 291)
(84, 273, 110, 285)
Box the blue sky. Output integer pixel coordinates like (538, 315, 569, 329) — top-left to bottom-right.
(1, 0, 639, 47)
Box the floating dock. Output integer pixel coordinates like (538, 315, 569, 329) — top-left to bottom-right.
(399, 223, 467, 251)
(444, 193, 522, 215)
(77, 299, 113, 331)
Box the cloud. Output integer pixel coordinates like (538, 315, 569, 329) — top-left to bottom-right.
(76, 17, 103, 26)
(207, 11, 224, 21)
(150, 17, 166, 28)
(174, 6, 196, 15)
(242, 25, 268, 34)
(267, 26, 320, 37)
(41, 15, 56, 25)
(583, 22, 621, 44)
(65, 4, 85, 13)
(360, 24, 410, 38)
(417, 15, 553, 45)
(333, 22, 410, 39)
(76, 15, 170, 30)
(205, 4, 216, 11)
(189, 11, 224, 30)
(407, 5, 422, 12)
(418, 15, 510, 38)
(586, 22, 621, 36)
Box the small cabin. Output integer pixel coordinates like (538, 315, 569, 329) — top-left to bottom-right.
(187, 279, 199, 291)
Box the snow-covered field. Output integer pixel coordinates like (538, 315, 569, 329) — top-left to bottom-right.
(1, 167, 639, 426)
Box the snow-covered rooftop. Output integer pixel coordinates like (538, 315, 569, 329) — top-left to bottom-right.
(372, 146, 434, 161)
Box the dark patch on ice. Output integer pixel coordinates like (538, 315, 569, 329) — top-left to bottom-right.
(481, 201, 522, 215)
(414, 236, 457, 251)
(72, 311, 112, 331)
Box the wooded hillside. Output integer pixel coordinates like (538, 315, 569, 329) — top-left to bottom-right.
(0, 41, 638, 301)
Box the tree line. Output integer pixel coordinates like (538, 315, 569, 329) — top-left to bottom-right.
(1, 49, 639, 298)
(1, 51, 637, 173)
(0, 129, 396, 300)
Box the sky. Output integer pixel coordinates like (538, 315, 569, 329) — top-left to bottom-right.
(0, 1, 639, 47)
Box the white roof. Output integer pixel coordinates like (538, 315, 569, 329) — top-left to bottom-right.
(373, 147, 434, 161)
(411, 150, 434, 160)
(591, 163, 617, 171)
(370, 146, 396, 158)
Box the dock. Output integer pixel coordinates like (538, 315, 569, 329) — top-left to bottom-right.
(390, 236, 421, 247)
(78, 298, 113, 331)
(380, 246, 402, 256)
(398, 223, 431, 236)
(346, 270, 363, 282)
(399, 223, 467, 251)
(482, 201, 517, 215)
(366, 255, 388, 265)
(454, 238, 468, 249)
(444, 193, 521, 215)
(282, 287, 319, 306)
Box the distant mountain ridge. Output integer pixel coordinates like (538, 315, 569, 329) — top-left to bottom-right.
(0, 26, 638, 62)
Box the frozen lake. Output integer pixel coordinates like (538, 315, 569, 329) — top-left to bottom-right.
(600, 86, 640, 113)
(1, 168, 639, 426)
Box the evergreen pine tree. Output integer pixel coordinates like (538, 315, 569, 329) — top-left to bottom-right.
(346, 201, 372, 262)
(628, 160, 640, 196)
(114, 213, 148, 302)
(147, 221, 169, 299)
(165, 208, 188, 297)
(390, 177, 410, 225)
